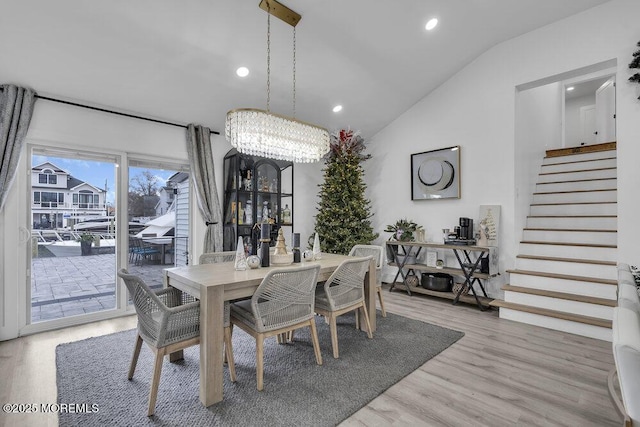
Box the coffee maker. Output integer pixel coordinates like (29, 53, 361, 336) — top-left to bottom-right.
(459, 217, 474, 241)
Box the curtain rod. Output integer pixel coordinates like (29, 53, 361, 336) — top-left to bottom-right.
(0, 87, 221, 135)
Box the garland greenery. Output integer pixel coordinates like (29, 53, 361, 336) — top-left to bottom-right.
(630, 41, 640, 100)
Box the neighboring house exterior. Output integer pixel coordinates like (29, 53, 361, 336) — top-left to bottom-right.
(155, 171, 188, 217)
(31, 162, 107, 229)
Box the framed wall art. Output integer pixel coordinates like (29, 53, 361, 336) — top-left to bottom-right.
(411, 146, 460, 200)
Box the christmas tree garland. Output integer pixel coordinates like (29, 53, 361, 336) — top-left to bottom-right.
(630, 40, 640, 100)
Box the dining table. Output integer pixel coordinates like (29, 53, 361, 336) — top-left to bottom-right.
(164, 252, 377, 407)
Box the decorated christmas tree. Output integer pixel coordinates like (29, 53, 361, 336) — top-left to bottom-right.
(310, 129, 378, 254)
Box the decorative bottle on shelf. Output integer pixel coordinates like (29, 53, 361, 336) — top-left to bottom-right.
(237, 202, 243, 225)
(282, 204, 291, 224)
(262, 201, 269, 224)
(245, 199, 253, 224)
(244, 170, 252, 191)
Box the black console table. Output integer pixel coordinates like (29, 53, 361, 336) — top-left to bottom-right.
(385, 241, 495, 310)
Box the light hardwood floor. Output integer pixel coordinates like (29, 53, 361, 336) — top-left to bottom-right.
(0, 285, 621, 427)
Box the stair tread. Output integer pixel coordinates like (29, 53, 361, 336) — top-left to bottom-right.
(507, 269, 617, 285)
(516, 254, 616, 266)
(545, 142, 616, 158)
(537, 177, 616, 185)
(539, 167, 616, 176)
(501, 285, 616, 306)
(533, 188, 616, 195)
(520, 240, 617, 248)
(527, 215, 617, 218)
(541, 156, 616, 167)
(530, 201, 616, 206)
(524, 227, 616, 233)
(490, 300, 613, 328)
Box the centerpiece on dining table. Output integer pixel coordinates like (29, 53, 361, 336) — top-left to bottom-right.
(270, 228, 294, 265)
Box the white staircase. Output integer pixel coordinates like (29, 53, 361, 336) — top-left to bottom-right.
(491, 143, 617, 341)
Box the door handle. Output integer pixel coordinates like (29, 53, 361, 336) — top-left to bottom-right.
(18, 226, 31, 244)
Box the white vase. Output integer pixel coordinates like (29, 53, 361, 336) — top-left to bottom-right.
(234, 237, 247, 270)
(312, 233, 322, 260)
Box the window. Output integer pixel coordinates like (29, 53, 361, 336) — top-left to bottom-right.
(74, 191, 97, 208)
(38, 168, 57, 184)
(39, 191, 62, 207)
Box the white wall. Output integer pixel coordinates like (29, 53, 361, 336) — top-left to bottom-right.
(514, 82, 563, 243)
(368, 0, 640, 292)
(565, 94, 596, 146)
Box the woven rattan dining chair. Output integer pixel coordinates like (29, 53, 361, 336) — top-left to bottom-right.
(349, 244, 386, 317)
(117, 268, 200, 416)
(314, 256, 374, 359)
(230, 264, 322, 391)
(198, 251, 237, 383)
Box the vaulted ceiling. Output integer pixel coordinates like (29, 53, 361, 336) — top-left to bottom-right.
(0, 0, 610, 139)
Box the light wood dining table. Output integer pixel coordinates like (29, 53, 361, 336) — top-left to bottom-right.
(164, 253, 376, 407)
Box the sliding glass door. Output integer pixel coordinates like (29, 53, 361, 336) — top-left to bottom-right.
(126, 159, 190, 295)
(30, 149, 118, 323)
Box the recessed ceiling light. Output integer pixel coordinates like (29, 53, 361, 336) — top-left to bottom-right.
(236, 67, 249, 77)
(425, 18, 438, 31)
(566, 86, 575, 91)
(332, 105, 343, 113)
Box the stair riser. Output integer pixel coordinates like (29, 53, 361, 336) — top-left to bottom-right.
(509, 272, 616, 299)
(536, 179, 616, 193)
(532, 191, 616, 204)
(518, 243, 617, 261)
(498, 308, 612, 341)
(538, 169, 616, 183)
(540, 158, 616, 174)
(522, 229, 616, 245)
(503, 292, 613, 320)
(543, 151, 616, 165)
(530, 203, 616, 216)
(526, 216, 617, 229)
(515, 258, 616, 280)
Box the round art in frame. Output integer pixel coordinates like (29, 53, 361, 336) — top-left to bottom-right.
(411, 146, 460, 200)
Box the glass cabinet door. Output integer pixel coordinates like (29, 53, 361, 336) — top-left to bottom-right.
(222, 149, 293, 253)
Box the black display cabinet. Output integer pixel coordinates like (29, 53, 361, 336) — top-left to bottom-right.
(222, 149, 294, 253)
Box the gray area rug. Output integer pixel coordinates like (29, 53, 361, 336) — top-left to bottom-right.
(57, 312, 463, 426)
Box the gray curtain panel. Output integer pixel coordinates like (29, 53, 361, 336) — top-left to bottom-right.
(0, 84, 37, 211)
(186, 124, 223, 253)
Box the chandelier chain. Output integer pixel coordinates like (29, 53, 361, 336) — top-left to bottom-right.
(266, 7, 271, 112)
(293, 27, 296, 118)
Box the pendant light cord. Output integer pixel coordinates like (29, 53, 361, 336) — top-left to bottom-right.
(266, 7, 271, 112)
(293, 27, 296, 118)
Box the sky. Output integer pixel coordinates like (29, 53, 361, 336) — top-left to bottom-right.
(33, 154, 179, 204)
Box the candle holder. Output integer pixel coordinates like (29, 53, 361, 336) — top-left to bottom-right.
(259, 223, 270, 267)
(292, 232, 301, 263)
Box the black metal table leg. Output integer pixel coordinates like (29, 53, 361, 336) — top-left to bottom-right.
(452, 248, 487, 310)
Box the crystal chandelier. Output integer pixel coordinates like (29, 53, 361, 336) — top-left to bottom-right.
(225, 0, 330, 163)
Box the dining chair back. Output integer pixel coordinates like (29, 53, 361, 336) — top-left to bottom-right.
(349, 245, 386, 316)
(117, 268, 200, 416)
(315, 256, 374, 358)
(230, 263, 322, 390)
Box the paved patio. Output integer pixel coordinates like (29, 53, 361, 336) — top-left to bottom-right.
(31, 254, 170, 323)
